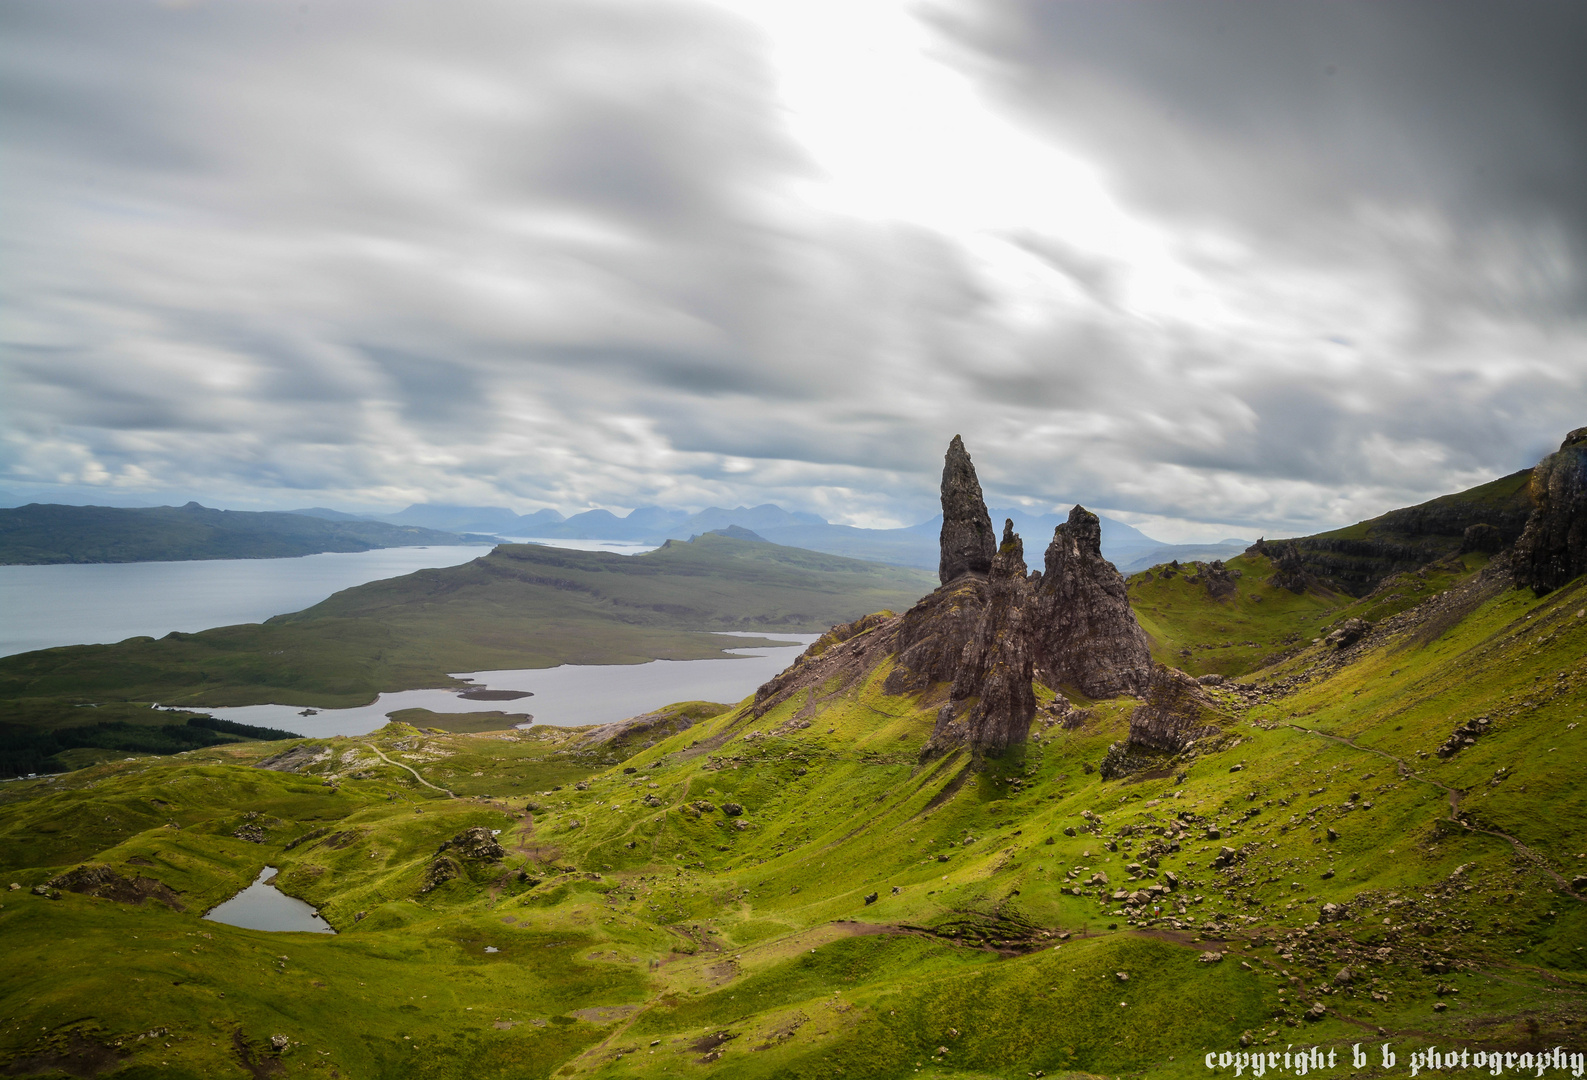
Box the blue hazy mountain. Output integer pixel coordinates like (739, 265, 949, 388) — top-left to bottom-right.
(364, 501, 1191, 569)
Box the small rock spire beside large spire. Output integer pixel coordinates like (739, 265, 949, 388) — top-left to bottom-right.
(938, 435, 996, 585)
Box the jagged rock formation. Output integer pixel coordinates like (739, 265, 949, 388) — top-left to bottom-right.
(938, 435, 996, 584)
(948, 521, 1037, 753)
(1125, 666, 1231, 753)
(1032, 506, 1153, 698)
(1513, 427, 1587, 595)
(756, 438, 1158, 760)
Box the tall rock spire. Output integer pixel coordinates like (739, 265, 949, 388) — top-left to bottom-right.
(938, 435, 996, 585)
(1032, 504, 1153, 698)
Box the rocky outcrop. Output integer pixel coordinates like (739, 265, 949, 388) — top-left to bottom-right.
(420, 827, 504, 893)
(255, 744, 330, 773)
(759, 438, 1156, 760)
(47, 864, 184, 909)
(1324, 618, 1372, 648)
(439, 826, 506, 862)
(944, 521, 1037, 754)
(938, 435, 996, 585)
(1032, 505, 1153, 698)
(1513, 427, 1587, 595)
(1126, 665, 1231, 753)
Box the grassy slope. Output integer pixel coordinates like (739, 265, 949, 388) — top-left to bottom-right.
(0, 535, 935, 710)
(2, 551, 1584, 1078)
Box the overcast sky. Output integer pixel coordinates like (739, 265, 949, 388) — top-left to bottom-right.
(3, 0, 1584, 541)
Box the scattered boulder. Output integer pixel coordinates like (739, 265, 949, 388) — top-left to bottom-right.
(722, 803, 744, 817)
(1305, 1003, 1326, 1021)
(1318, 902, 1347, 924)
(1437, 716, 1492, 758)
(1199, 952, 1223, 964)
(1325, 618, 1372, 649)
(864, 892, 878, 905)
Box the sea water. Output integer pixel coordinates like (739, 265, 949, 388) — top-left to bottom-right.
(187, 633, 818, 738)
(0, 546, 494, 657)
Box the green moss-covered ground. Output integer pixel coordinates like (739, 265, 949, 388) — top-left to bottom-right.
(2, 548, 1585, 1078)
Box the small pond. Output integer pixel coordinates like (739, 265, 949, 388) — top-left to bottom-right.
(203, 866, 336, 934)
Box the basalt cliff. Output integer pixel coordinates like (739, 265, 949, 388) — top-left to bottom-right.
(755, 436, 1158, 757)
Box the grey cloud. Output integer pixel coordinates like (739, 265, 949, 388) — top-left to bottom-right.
(1, 0, 1583, 539)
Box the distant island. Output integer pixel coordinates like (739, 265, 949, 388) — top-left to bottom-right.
(0, 502, 500, 565)
(0, 495, 1255, 569)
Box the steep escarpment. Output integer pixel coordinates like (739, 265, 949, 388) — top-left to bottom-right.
(1513, 427, 1587, 595)
(1248, 468, 1535, 595)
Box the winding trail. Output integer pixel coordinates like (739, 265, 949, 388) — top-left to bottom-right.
(363, 744, 456, 798)
(1280, 723, 1582, 902)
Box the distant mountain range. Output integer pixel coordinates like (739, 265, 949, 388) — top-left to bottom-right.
(297, 501, 1250, 572)
(0, 492, 1251, 570)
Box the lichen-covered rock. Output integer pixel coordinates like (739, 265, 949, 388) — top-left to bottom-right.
(1032, 505, 1153, 698)
(1126, 665, 1231, 752)
(1514, 427, 1587, 594)
(938, 435, 996, 585)
(438, 826, 505, 862)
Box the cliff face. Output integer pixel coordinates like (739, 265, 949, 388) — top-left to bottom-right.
(1247, 468, 1535, 596)
(1514, 428, 1587, 595)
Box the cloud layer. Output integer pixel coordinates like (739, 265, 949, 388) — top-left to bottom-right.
(2, 0, 1583, 540)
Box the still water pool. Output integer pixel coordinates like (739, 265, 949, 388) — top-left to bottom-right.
(203, 866, 335, 934)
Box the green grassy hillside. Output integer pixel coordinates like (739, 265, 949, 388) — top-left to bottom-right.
(1, 544, 1583, 1078)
